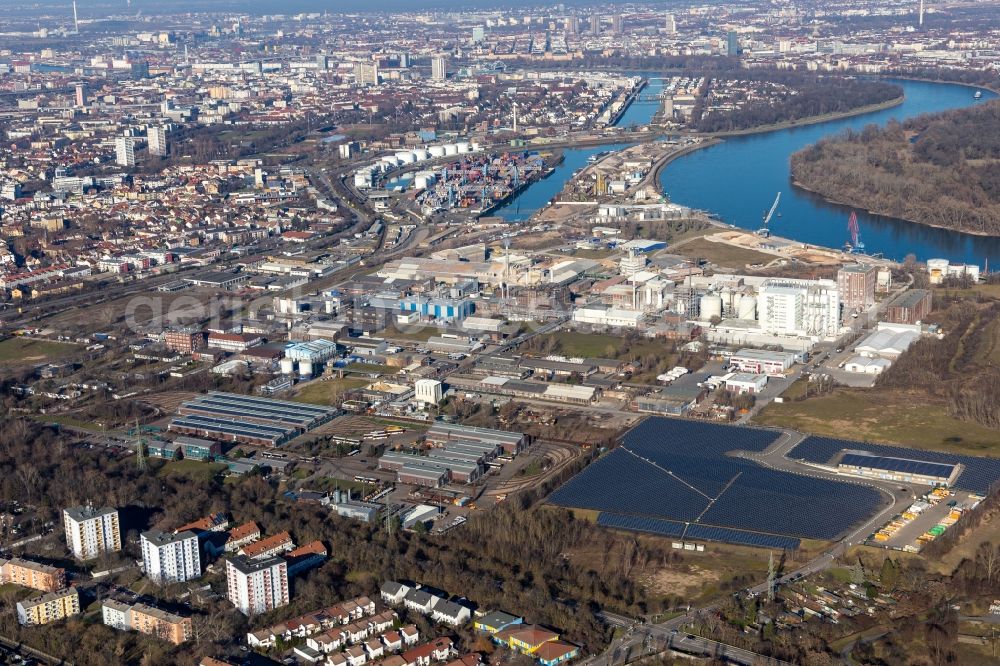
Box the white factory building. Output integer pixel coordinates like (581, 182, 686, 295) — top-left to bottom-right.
(757, 278, 840, 339)
(854, 322, 921, 359)
(414, 379, 444, 406)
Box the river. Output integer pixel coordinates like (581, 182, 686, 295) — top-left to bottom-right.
(495, 76, 998, 265)
(660, 79, 999, 265)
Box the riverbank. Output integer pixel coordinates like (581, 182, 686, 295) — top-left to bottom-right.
(790, 177, 1000, 239)
(692, 95, 905, 138)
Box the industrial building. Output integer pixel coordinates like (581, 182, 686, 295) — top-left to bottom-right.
(837, 264, 877, 315)
(854, 322, 921, 359)
(728, 349, 797, 376)
(327, 489, 381, 523)
(379, 451, 481, 485)
(425, 423, 528, 455)
(885, 289, 932, 325)
(170, 391, 337, 447)
(758, 278, 840, 338)
(282, 339, 340, 378)
(836, 452, 961, 487)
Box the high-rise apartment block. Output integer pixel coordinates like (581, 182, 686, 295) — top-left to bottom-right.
(115, 136, 136, 167)
(226, 555, 289, 615)
(63, 505, 121, 560)
(140, 529, 201, 584)
(431, 55, 448, 81)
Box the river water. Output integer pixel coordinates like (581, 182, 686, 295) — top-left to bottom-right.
(496, 75, 998, 265)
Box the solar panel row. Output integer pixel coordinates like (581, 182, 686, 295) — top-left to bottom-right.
(597, 512, 801, 551)
(791, 436, 1000, 494)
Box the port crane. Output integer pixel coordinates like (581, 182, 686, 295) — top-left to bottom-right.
(756, 192, 781, 237)
(846, 210, 865, 253)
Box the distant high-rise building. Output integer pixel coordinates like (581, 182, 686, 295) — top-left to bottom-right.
(727, 31, 740, 56)
(565, 15, 579, 34)
(611, 14, 623, 35)
(226, 555, 289, 615)
(74, 83, 87, 108)
(664, 14, 677, 35)
(115, 136, 136, 167)
(316, 53, 329, 70)
(472, 25, 485, 43)
(147, 126, 167, 157)
(140, 530, 201, 584)
(399, 52, 411, 68)
(63, 506, 121, 560)
(431, 54, 448, 81)
(590, 14, 601, 34)
(354, 61, 379, 86)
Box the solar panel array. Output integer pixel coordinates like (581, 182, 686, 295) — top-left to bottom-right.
(596, 513, 801, 551)
(549, 418, 884, 546)
(790, 437, 1000, 494)
(839, 453, 957, 479)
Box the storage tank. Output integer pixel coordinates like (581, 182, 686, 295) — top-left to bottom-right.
(380, 155, 399, 166)
(414, 172, 437, 190)
(927, 258, 949, 284)
(738, 295, 757, 320)
(395, 151, 416, 164)
(298, 360, 314, 379)
(456, 141, 471, 154)
(428, 145, 446, 158)
(412, 149, 430, 161)
(732, 292, 742, 316)
(280, 357, 295, 375)
(700, 294, 723, 322)
(471, 141, 481, 152)
(443, 143, 459, 156)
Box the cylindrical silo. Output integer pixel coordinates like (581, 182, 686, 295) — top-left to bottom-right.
(738, 295, 757, 320)
(280, 357, 295, 375)
(456, 141, 471, 153)
(700, 294, 723, 321)
(412, 149, 430, 161)
(428, 145, 446, 158)
(443, 143, 458, 156)
(298, 360, 314, 379)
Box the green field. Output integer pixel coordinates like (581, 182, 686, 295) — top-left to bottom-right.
(754, 388, 1000, 456)
(0, 337, 78, 365)
(293, 378, 371, 406)
(155, 459, 227, 481)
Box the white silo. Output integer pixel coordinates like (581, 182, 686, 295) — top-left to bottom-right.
(471, 141, 481, 151)
(298, 360, 314, 379)
(443, 143, 459, 156)
(412, 149, 430, 161)
(280, 357, 295, 375)
(738, 294, 757, 320)
(700, 294, 723, 321)
(395, 151, 416, 164)
(456, 141, 471, 153)
(428, 145, 446, 157)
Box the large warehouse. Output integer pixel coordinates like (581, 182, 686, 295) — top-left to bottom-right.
(425, 423, 528, 455)
(169, 392, 337, 447)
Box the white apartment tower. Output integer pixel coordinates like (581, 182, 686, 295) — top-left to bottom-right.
(140, 530, 201, 584)
(431, 55, 448, 81)
(63, 506, 121, 560)
(147, 126, 167, 157)
(226, 555, 289, 615)
(115, 136, 136, 167)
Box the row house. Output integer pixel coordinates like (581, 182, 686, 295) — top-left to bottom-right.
(383, 582, 472, 627)
(246, 595, 377, 648)
(305, 615, 411, 656)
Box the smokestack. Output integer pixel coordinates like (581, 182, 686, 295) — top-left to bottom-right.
(73, 0, 78, 33)
(919, 0, 924, 26)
